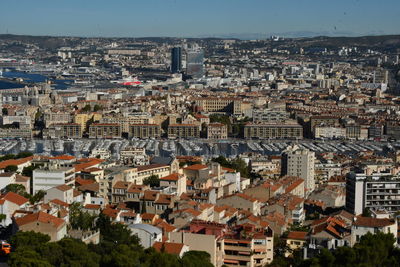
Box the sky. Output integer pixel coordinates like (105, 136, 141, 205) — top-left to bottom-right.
(0, 0, 399, 38)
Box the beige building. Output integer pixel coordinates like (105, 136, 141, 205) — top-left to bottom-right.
(168, 124, 200, 138)
(45, 123, 82, 139)
(244, 123, 303, 139)
(282, 145, 315, 193)
(89, 123, 122, 139)
(74, 113, 102, 131)
(129, 124, 161, 139)
(207, 123, 228, 139)
(195, 97, 248, 115)
(44, 112, 71, 128)
(15, 211, 67, 241)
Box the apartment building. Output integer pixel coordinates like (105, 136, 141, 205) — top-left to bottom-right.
(88, 123, 122, 138)
(129, 124, 161, 139)
(32, 166, 75, 194)
(244, 123, 303, 139)
(168, 124, 200, 139)
(346, 171, 400, 215)
(195, 97, 248, 115)
(207, 123, 228, 139)
(120, 147, 149, 165)
(43, 112, 71, 127)
(252, 109, 289, 123)
(101, 113, 154, 133)
(281, 145, 315, 193)
(45, 123, 82, 139)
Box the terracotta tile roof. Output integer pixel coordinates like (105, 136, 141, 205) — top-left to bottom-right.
(113, 181, 130, 189)
(75, 177, 95, 186)
(15, 211, 65, 228)
(222, 167, 236, 173)
(102, 207, 119, 218)
(160, 173, 180, 181)
(183, 164, 208, 171)
(55, 184, 72, 192)
(78, 183, 99, 192)
(1, 192, 29, 206)
(49, 199, 69, 207)
(50, 155, 76, 161)
(287, 231, 308, 240)
(84, 204, 101, 210)
(0, 156, 33, 169)
(153, 242, 185, 255)
(141, 213, 157, 220)
(74, 158, 104, 172)
(353, 216, 395, 228)
(155, 220, 176, 233)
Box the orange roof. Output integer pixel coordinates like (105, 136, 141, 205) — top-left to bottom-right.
(84, 204, 101, 210)
(153, 242, 185, 255)
(75, 158, 104, 172)
(15, 211, 65, 228)
(75, 177, 95, 186)
(55, 184, 72, 192)
(141, 213, 157, 220)
(49, 199, 69, 207)
(50, 155, 76, 161)
(102, 207, 119, 218)
(353, 216, 395, 228)
(1, 192, 29, 206)
(160, 173, 180, 181)
(287, 231, 308, 240)
(183, 164, 208, 171)
(0, 156, 33, 169)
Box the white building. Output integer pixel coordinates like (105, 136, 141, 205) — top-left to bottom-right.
(128, 224, 162, 248)
(351, 216, 397, 246)
(282, 145, 315, 193)
(32, 166, 75, 194)
(44, 184, 74, 204)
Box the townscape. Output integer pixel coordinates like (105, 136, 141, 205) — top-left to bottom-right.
(0, 32, 400, 266)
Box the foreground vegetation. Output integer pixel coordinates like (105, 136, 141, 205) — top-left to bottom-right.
(8, 214, 213, 267)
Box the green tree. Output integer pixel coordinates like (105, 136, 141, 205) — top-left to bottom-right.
(16, 152, 33, 159)
(4, 184, 28, 197)
(362, 207, 372, 217)
(4, 165, 18, 173)
(93, 105, 102, 112)
(29, 190, 46, 204)
(82, 105, 91, 112)
(22, 165, 40, 178)
(8, 249, 52, 267)
(181, 251, 214, 267)
(143, 174, 160, 187)
(10, 231, 50, 251)
(69, 202, 97, 231)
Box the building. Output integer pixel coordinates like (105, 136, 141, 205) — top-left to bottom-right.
(186, 48, 204, 79)
(15, 211, 67, 241)
(88, 123, 121, 139)
(120, 147, 149, 165)
(244, 123, 303, 139)
(168, 124, 200, 139)
(171, 47, 182, 73)
(44, 184, 74, 204)
(207, 123, 228, 139)
(195, 98, 246, 115)
(346, 172, 400, 215)
(252, 109, 289, 123)
(45, 123, 82, 139)
(351, 216, 397, 246)
(129, 124, 161, 139)
(32, 166, 75, 194)
(128, 224, 162, 248)
(282, 145, 315, 193)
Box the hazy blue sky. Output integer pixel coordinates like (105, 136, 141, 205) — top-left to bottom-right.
(1, 0, 399, 38)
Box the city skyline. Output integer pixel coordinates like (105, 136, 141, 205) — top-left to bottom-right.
(1, 0, 400, 38)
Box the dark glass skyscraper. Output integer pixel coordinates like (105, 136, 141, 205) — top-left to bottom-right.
(171, 47, 182, 73)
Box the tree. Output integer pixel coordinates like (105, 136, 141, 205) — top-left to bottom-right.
(181, 251, 214, 267)
(22, 165, 40, 178)
(93, 105, 102, 112)
(143, 175, 160, 187)
(82, 105, 91, 112)
(4, 165, 18, 173)
(69, 202, 97, 231)
(16, 152, 33, 159)
(29, 190, 46, 204)
(10, 231, 50, 251)
(4, 183, 27, 195)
